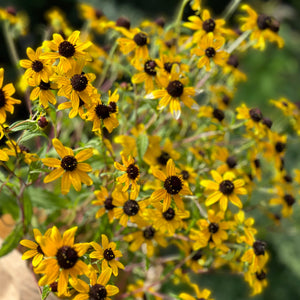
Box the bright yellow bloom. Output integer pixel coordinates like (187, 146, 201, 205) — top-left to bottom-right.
(200, 170, 247, 211)
(90, 234, 124, 276)
(0, 68, 21, 123)
(244, 269, 268, 296)
(42, 138, 93, 194)
(179, 283, 213, 300)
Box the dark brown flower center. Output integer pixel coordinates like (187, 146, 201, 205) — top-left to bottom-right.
(95, 104, 110, 119)
(283, 174, 293, 183)
(283, 194, 295, 207)
(155, 17, 165, 28)
(227, 54, 239, 68)
(126, 163, 139, 180)
(38, 116, 48, 128)
(56, 246, 78, 269)
(222, 94, 231, 106)
(116, 17, 131, 29)
(50, 282, 58, 292)
(208, 222, 219, 233)
(164, 175, 183, 195)
(166, 80, 184, 97)
(144, 60, 157, 76)
(213, 108, 225, 121)
(157, 151, 170, 166)
(249, 108, 262, 122)
(31, 60, 44, 72)
(164, 62, 173, 73)
(275, 142, 285, 153)
(95, 9, 104, 19)
(37, 244, 44, 255)
(257, 14, 280, 32)
(254, 158, 260, 168)
(181, 170, 190, 180)
(71, 74, 88, 91)
(0, 89, 6, 108)
(133, 32, 148, 46)
(202, 18, 216, 32)
(103, 248, 115, 261)
(108, 101, 117, 113)
(219, 180, 234, 195)
(205, 47, 216, 58)
(191, 249, 203, 260)
(162, 207, 175, 220)
(39, 80, 51, 90)
(61, 155, 78, 171)
(104, 197, 115, 210)
(89, 284, 107, 300)
(143, 226, 155, 239)
(256, 270, 267, 281)
(226, 156, 237, 169)
(58, 40, 76, 58)
(253, 240, 266, 256)
(262, 117, 272, 128)
(123, 200, 139, 216)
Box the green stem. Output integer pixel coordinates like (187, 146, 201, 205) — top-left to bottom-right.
(174, 0, 189, 39)
(226, 30, 251, 54)
(222, 0, 242, 21)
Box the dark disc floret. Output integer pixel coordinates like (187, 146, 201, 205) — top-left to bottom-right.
(32, 60, 44, 72)
(191, 249, 203, 261)
(39, 80, 51, 90)
(205, 47, 216, 58)
(37, 244, 44, 255)
(95, 103, 110, 120)
(56, 246, 78, 269)
(126, 163, 139, 180)
(249, 108, 263, 122)
(181, 170, 190, 180)
(226, 156, 237, 169)
(283, 174, 293, 183)
(164, 175, 183, 195)
(262, 117, 273, 129)
(164, 62, 174, 73)
(219, 180, 234, 195)
(133, 32, 148, 46)
(202, 18, 216, 32)
(166, 80, 184, 97)
(104, 196, 115, 210)
(108, 101, 117, 113)
(89, 284, 107, 300)
(253, 240, 266, 256)
(38, 116, 48, 128)
(103, 248, 115, 261)
(208, 222, 219, 234)
(283, 194, 295, 207)
(58, 40, 76, 58)
(50, 282, 58, 292)
(157, 151, 171, 166)
(116, 16, 131, 29)
(61, 155, 78, 171)
(162, 207, 175, 220)
(213, 108, 225, 122)
(71, 74, 88, 92)
(275, 141, 285, 153)
(123, 199, 139, 216)
(227, 54, 239, 68)
(144, 60, 157, 76)
(95, 9, 104, 19)
(0, 89, 5, 108)
(256, 270, 267, 281)
(257, 14, 280, 32)
(155, 17, 165, 28)
(143, 226, 155, 239)
(254, 158, 261, 168)
(222, 94, 231, 106)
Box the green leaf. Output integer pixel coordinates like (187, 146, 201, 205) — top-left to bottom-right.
(42, 285, 51, 300)
(9, 120, 37, 132)
(0, 223, 23, 257)
(19, 131, 47, 143)
(136, 134, 149, 162)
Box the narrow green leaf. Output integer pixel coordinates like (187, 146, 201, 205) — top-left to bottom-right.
(9, 120, 37, 132)
(19, 131, 47, 143)
(42, 285, 51, 300)
(0, 223, 23, 257)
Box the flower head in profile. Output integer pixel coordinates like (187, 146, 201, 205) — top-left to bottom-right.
(146, 66, 196, 120)
(200, 170, 247, 211)
(42, 138, 93, 194)
(90, 234, 124, 276)
(0, 68, 21, 123)
(179, 282, 213, 300)
(34, 226, 91, 296)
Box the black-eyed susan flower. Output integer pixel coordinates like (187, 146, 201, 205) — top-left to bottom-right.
(85, 90, 119, 134)
(244, 269, 268, 296)
(223, 54, 247, 82)
(198, 105, 225, 123)
(42, 138, 93, 195)
(123, 225, 167, 257)
(20, 47, 53, 83)
(191, 33, 229, 71)
(240, 4, 284, 50)
(117, 28, 149, 69)
(35, 226, 90, 296)
(69, 268, 119, 300)
(200, 170, 247, 211)
(189, 209, 231, 252)
(179, 282, 213, 300)
(20, 228, 52, 267)
(0, 68, 21, 123)
(90, 234, 124, 276)
(145, 67, 196, 119)
(150, 159, 192, 212)
(41, 30, 92, 72)
(178, 163, 197, 185)
(114, 154, 140, 194)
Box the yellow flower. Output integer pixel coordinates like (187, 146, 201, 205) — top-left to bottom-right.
(179, 283, 213, 300)
(200, 170, 247, 211)
(90, 234, 124, 276)
(150, 159, 192, 212)
(41, 31, 92, 72)
(191, 32, 229, 71)
(20, 47, 53, 83)
(34, 226, 90, 296)
(146, 66, 196, 120)
(70, 268, 119, 300)
(244, 269, 268, 296)
(42, 138, 93, 195)
(0, 68, 21, 123)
